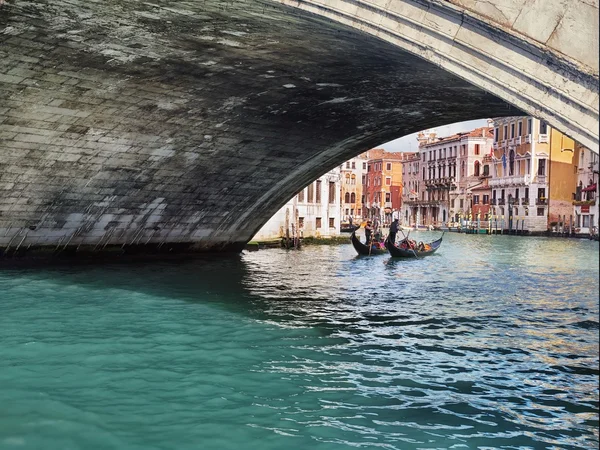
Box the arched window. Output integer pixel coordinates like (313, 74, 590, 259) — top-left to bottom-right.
(350, 193, 356, 203)
(509, 150, 515, 176)
(351, 174, 356, 185)
(474, 160, 480, 176)
(483, 164, 489, 176)
(344, 192, 350, 203)
(345, 173, 351, 184)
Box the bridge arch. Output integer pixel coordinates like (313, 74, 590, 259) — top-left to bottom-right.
(276, 0, 599, 152)
(0, 0, 597, 258)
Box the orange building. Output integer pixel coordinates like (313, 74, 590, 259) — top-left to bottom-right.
(362, 149, 413, 225)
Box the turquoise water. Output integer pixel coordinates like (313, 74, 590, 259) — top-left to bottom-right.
(0, 234, 598, 450)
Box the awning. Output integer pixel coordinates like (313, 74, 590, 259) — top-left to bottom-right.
(582, 183, 597, 192)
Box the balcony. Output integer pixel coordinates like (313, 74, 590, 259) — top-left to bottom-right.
(509, 198, 519, 206)
(497, 198, 506, 205)
(538, 134, 549, 143)
(573, 200, 595, 206)
(489, 174, 531, 187)
(521, 197, 529, 205)
(525, 134, 532, 143)
(493, 142, 498, 150)
(515, 136, 522, 145)
(536, 175, 547, 184)
(536, 198, 547, 205)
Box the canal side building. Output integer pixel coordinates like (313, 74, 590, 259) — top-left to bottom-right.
(340, 154, 367, 225)
(401, 127, 493, 228)
(252, 167, 342, 241)
(573, 143, 599, 236)
(362, 149, 409, 225)
(490, 116, 581, 233)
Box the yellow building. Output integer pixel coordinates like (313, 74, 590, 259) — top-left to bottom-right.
(491, 116, 579, 233)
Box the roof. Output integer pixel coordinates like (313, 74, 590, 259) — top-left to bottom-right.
(420, 127, 493, 148)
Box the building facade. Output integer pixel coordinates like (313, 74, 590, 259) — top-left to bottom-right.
(252, 167, 342, 240)
(362, 149, 409, 225)
(340, 154, 367, 224)
(401, 128, 493, 228)
(490, 116, 582, 233)
(573, 143, 599, 236)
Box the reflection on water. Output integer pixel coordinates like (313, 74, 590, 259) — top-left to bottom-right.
(0, 234, 598, 450)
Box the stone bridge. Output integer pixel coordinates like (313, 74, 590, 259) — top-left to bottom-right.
(0, 0, 598, 260)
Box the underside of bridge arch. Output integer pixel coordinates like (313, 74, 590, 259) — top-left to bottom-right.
(0, 0, 524, 260)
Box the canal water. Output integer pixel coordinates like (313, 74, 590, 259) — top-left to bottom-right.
(0, 234, 598, 450)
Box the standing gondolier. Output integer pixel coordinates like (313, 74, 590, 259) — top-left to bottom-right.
(364, 221, 373, 245)
(388, 218, 399, 245)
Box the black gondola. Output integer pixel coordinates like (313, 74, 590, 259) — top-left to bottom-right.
(351, 230, 387, 256)
(385, 233, 444, 258)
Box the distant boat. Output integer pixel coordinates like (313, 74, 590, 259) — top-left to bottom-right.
(350, 230, 387, 256)
(385, 234, 444, 258)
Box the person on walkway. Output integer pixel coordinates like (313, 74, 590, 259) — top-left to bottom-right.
(364, 221, 373, 245)
(389, 218, 399, 244)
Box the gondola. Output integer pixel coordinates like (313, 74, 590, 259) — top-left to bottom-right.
(351, 230, 387, 256)
(385, 233, 444, 258)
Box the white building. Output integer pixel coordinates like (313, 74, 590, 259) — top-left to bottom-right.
(252, 167, 342, 240)
(401, 127, 493, 227)
(574, 143, 599, 236)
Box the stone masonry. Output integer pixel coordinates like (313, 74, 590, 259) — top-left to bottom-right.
(1, 0, 586, 260)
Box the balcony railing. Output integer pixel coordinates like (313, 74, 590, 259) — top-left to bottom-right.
(497, 198, 506, 205)
(521, 197, 529, 205)
(491, 198, 497, 205)
(536, 175, 547, 183)
(536, 198, 547, 205)
(509, 198, 519, 206)
(489, 174, 531, 187)
(538, 134, 549, 143)
(493, 142, 498, 150)
(515, 136, 522, 145)
(525, 134, 532, 143)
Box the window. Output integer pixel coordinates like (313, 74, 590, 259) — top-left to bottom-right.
(518, 121, 522, 136)
(483, 194, 489, 205)
(538, 159, 546, 176)
(582, 215, 590, 227)
(461, 161, 465, 177)
(538, 188, 545, 199)
(351, 174, 356, 185)
(350, 193, 356, 203)
(460, 199, 464, 209)
(329, 182, 335, 203)
(494, 128, 499, 142)
(509, 150, 515, 176)
(386, 163, 392, 171)
(524, 187, 529, 199)
(345, 173, 350, 184)
(527, 118, 532, 135)
(307, 184, 314, 202)
(539, 120, 548, 134)
(473, 195, 480, 205)
(385, 192, 391, 202)
(483, 165, 489, 176)
(363, 163, 366, 170)
(503, 125, 508, 140)
(537, 208, 544, 216)
(316, 217, 322, 228)
(475, 144, 480, 155)
(299, 217, 304, 228)
(385, 177, 391, 186)
(351, 162, 355, 169)
(316, 180, 321, 203)
(329, 218, 335, 228)
(474, 160, 480, 176)
(510, 123, 515, 138)
(344, 192, 350, 203)
(515, 189, 519, 200)
(298, 188, 304, 202)
(346, 162, 350, 168)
